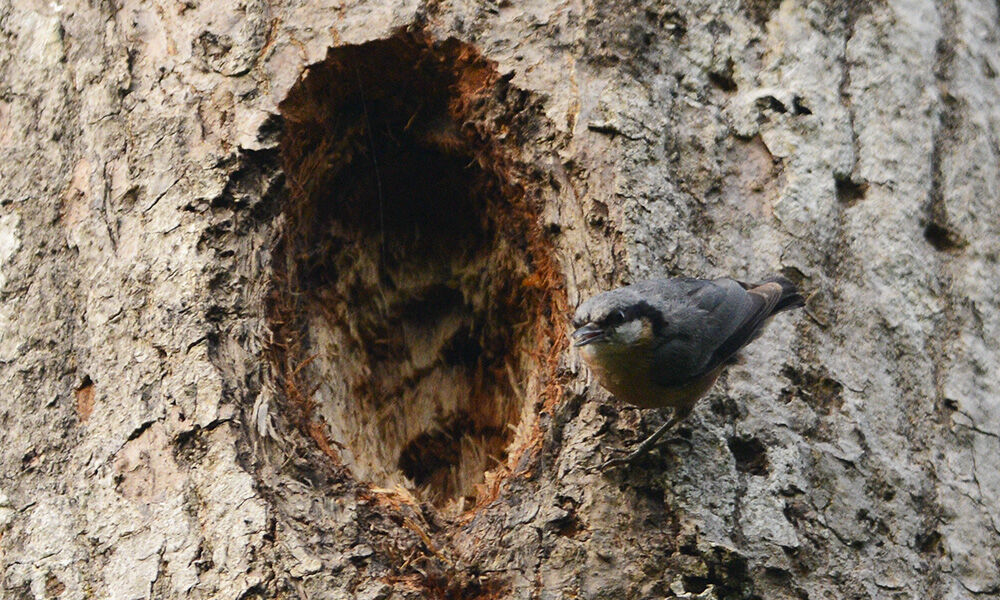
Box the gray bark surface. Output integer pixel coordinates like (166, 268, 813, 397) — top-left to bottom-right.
(2, 0, 999, 598)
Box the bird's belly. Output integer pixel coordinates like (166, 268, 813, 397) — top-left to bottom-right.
(581, 346, 721, 410)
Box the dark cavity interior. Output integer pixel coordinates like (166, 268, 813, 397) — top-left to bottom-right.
(272, 33, 563, 509)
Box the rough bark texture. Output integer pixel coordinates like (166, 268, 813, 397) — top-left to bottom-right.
(2, 0, 1000, 599)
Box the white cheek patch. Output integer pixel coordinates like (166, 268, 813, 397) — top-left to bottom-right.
(612, 320, 645, 345)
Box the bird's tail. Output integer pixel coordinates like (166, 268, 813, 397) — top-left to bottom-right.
(758, 275, 805, 314)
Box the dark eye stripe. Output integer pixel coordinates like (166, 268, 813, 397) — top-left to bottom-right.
(601, 309, 629, 327)
(632, 300, 669, 335)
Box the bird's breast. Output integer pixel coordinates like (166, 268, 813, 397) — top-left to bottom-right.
(580, 344, 722, 411)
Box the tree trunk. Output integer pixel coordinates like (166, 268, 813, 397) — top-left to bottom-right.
(3, 0, 999, 598)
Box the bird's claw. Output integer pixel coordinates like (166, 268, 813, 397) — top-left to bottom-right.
(591, 436, 692, 473)
(589, 446, 645, 472)
(597, 453, 632, 471)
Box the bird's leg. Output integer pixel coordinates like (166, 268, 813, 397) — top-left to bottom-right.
(599, 406, 692, 471)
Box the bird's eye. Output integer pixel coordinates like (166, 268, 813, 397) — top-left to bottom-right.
(606, 310, 627, 327)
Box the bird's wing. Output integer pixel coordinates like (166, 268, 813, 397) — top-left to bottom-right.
(701, 280, 784, 371)
(650, 279, 783, 387)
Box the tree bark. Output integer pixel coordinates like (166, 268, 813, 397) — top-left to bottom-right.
(3, 0, 999, 598)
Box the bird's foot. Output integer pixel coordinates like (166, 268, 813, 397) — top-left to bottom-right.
(594, 435, 693, 472)
(591, 414, 686, 472)
(595, 449, 639, 472)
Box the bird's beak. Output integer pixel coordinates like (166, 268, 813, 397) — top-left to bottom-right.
(572, 322, 605, 347)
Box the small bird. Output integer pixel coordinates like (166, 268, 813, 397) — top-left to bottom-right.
(572, 275, 804, 469)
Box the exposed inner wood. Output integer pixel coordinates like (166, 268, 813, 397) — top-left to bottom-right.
(272, 33, 565, 510)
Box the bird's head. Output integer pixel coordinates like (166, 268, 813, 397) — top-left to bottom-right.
(571, 288, 657, 353)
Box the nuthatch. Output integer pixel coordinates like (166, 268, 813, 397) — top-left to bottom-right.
(572, 275, 804, 469)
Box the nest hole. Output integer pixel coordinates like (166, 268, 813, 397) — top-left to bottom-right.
(272, 32, 562, 510)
